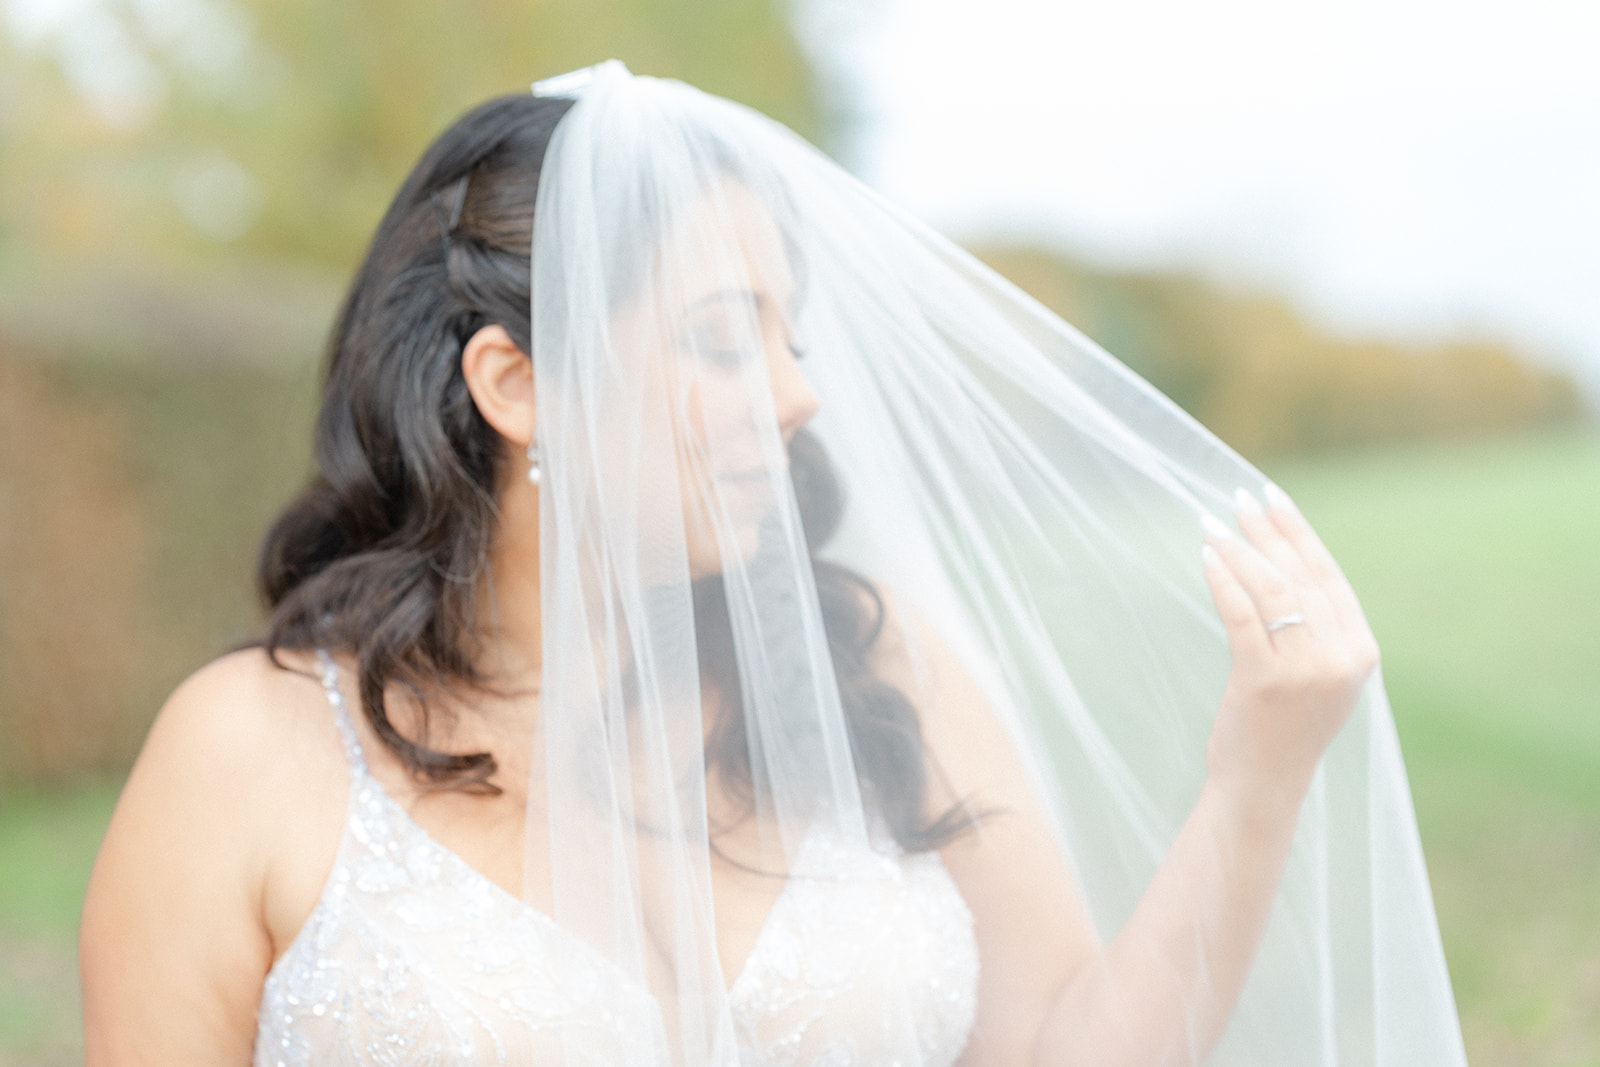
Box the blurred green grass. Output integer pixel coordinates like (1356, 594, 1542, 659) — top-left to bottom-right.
(0, 785, 118, 940)
(1, 428, 1596, 1064)
(0, 784, 116, 1065)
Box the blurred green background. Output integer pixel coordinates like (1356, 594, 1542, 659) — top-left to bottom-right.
(0, 2, 1595, 1065)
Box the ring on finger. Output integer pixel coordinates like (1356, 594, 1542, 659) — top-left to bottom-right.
(1265, 612, 1307, 634)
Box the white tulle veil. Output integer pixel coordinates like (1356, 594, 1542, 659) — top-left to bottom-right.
(520, 60, 1466, 1065)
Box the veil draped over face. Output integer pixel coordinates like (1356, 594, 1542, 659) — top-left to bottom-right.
(522, 61, 1465, 1066)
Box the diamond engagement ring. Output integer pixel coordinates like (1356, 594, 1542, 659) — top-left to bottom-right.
(1265, 612, 1307, 633)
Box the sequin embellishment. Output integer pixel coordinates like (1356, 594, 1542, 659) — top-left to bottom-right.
(253, 653, 978, 1065)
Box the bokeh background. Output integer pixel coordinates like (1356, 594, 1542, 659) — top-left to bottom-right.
(1, 1, 1596, 1064)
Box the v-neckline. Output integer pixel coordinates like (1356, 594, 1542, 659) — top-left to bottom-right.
(312, 648, 805, 998)
(352, 756, 801, 1000)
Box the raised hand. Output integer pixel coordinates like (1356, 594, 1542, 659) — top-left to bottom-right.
(1200, 485, 1381, 806)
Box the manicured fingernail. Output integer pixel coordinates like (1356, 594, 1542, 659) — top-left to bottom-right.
(1201, 543, 1223, 568)
(1263, 483, 1295, 512)
(1234, 488, 1264, 516)
(1201, 514, 1233, 540)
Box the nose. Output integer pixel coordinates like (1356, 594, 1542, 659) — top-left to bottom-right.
(769, 342, 819, 441)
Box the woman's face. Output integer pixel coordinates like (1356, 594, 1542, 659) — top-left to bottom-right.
(608, 180, 820, 580)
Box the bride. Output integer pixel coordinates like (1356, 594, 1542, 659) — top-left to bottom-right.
(80, 62, 1466, 1065)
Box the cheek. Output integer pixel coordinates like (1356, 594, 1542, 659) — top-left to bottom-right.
(674, 382, 711, 504)
(676, 379, 769, 554)
(680, 375, 752, 473)
(674, 383, 719, 538)
(682, 381, 709, 451)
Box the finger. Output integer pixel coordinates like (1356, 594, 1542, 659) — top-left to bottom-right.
(1261, 484, 1368, 631)
(1232, 488, 1347, 641)
(1233, 488, 1314, 589)
(1202, 513, 1302, 626)
(1201, 543, 1271, 662)
(1260, 484, 1345, 588)
(1260, 489, 1384, 683)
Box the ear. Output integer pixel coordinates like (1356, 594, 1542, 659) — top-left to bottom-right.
(461, 324, 535, 447)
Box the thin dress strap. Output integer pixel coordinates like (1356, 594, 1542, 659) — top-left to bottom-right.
(314, 649, 368, 777)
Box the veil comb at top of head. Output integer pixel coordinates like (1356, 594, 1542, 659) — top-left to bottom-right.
(532, 59, 630, 99)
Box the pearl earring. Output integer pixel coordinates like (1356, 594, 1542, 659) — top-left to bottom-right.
(526, 439, 541, 485)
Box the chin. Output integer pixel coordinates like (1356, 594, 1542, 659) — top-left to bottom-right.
(686, 527, 763, 581)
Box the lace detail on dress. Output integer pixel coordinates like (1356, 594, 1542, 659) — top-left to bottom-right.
(727, 828, 978, 1066)
(253, 654, 978, 1066)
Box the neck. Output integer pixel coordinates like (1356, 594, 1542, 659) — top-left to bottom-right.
(478, 474, 543, 686)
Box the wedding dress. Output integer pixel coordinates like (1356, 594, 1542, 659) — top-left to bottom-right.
(253, 655, 979, 1066)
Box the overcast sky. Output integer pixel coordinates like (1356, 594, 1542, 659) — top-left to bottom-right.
(820, 0, 1600, 395)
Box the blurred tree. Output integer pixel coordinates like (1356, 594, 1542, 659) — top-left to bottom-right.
(976, 246, 1586, 459)
(0, 0, 819, 273)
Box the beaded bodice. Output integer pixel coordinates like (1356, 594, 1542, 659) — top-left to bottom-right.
(252, 655, 979, 1066)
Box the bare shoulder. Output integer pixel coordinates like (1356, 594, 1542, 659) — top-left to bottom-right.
(152, 646, 326, 753)
(118, 646, 348, 837)
(80, 647, 348, 1063)
(115, 644, 351, 918)
(104, 647, 328, 829)
(86, 645, 345, 912)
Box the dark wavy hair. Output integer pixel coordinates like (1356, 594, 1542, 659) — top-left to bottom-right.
(257, 93, 972, 853)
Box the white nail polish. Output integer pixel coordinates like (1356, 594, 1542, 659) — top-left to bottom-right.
(1201, 514, 1233, 540)
(1234, 488, 1264, 516)
(1201, 543, 1222, 568)
(1263, 483, 1294, 512)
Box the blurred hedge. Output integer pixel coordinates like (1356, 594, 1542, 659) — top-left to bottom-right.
(0, 0, 821, 275)
(0, 339, 317, 784)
